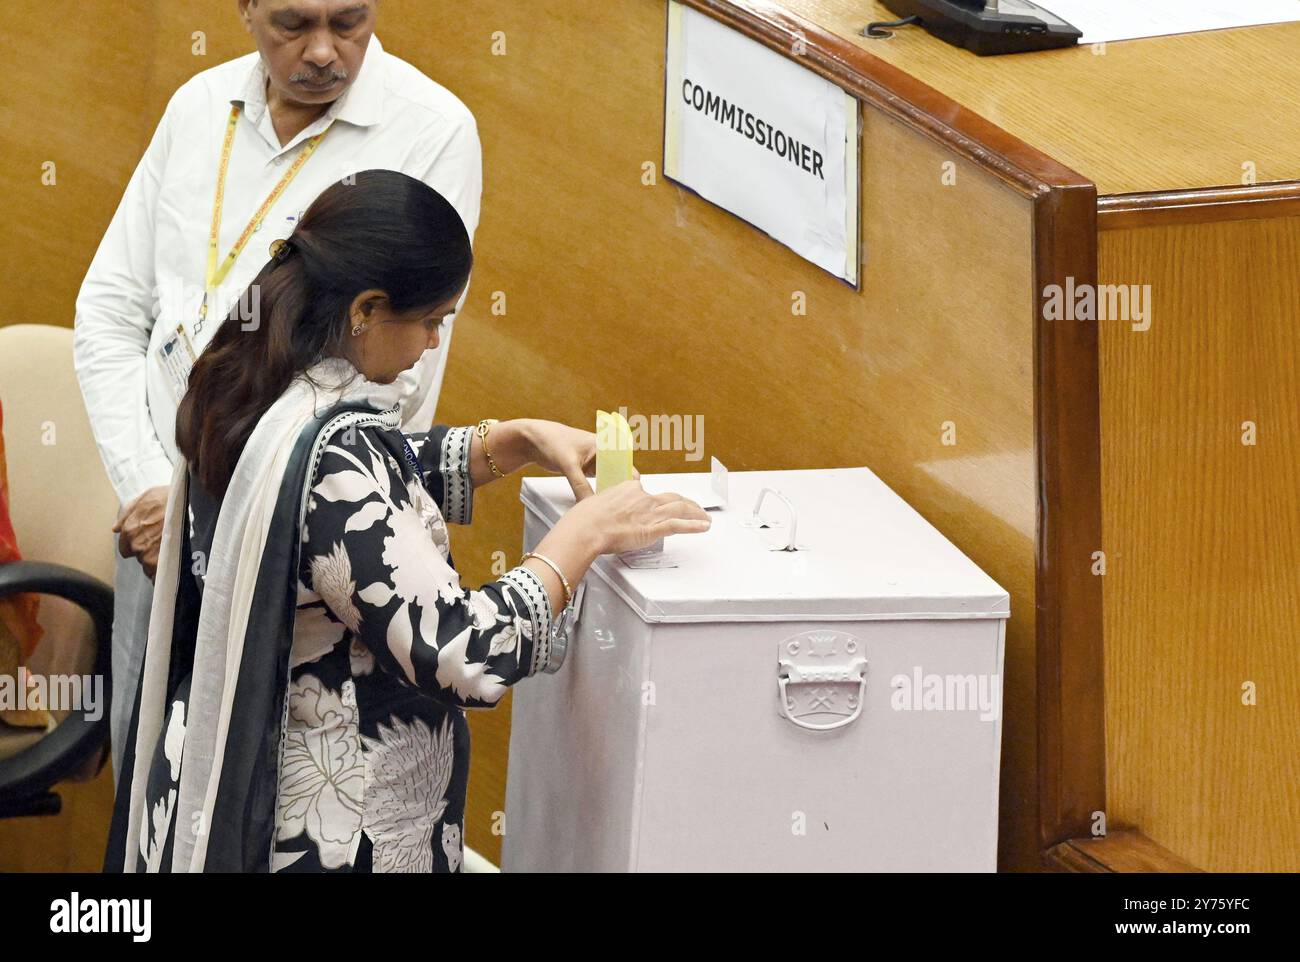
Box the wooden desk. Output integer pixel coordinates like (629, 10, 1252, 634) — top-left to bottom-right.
(762, 0, 1300, 871)
(781, 0, 1300, 194)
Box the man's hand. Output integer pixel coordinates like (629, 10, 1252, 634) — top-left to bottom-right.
(113, 485, 169, 581)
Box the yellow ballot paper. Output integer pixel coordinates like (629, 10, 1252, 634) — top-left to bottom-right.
(595, 409, 635, 492)
(596, 409, 673, 566)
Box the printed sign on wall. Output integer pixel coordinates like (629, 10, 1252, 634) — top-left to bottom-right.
(664, 0, 861, 284)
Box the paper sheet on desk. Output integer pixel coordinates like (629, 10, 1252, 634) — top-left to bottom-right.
(1041, 0, 1300, 44)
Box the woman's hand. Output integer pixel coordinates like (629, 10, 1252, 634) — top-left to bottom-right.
(560, 478, 711, 556)
(523, 473, 711, 618)
(522, 420, 602, 502)
(473, 419, 640, 495)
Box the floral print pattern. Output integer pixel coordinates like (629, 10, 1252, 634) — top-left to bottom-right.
(442, 822, 464, 873)
(134, 422, 553, 873)
(137, 697, 186, 873)
(360, 714, 454, 873)
(283, 422, 551, 872)
(310, 542, 362, 633)
(276, 673, 365, 870)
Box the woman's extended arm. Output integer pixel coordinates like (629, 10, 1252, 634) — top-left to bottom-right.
(465, 419, 537, 488)
(461, 418, 606, 616)
(303, 424, 556, 708)
(407, 417, 712, 634)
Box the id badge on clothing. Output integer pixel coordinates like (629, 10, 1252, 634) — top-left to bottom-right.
(156, 323, 199, 401)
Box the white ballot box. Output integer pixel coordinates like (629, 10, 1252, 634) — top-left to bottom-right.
(502, 468, 1009, 872)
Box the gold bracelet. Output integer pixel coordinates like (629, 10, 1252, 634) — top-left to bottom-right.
(476, 418, 506, 478)
(520, 551, 573, 609)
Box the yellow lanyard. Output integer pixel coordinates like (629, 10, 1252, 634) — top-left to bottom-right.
(196, 105, 332, 332)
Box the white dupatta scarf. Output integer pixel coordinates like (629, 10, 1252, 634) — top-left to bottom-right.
(121, 356, 420, 872)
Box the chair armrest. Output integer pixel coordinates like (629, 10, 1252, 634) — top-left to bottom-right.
(0, 560, 114, 801)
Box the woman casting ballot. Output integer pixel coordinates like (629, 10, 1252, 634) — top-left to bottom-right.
(106, 169, 711, 874)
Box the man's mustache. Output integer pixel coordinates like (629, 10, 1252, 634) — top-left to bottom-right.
(291, 68, 349, 84)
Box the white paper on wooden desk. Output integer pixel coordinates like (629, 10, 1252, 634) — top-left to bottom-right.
(664, 1, 860, 284)
(1040, 0, 1300, 44)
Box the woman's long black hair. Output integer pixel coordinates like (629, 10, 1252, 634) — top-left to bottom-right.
(176, 169, 472, 498)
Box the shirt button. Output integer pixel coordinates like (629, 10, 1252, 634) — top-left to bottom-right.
(273, 155, 285, 166)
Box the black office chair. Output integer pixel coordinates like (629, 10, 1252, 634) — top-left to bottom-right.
(0, 562, 112, 817)
(0, 324, 120, 822)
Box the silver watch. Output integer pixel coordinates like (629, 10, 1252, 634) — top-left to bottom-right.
(543, 581, 585, 674)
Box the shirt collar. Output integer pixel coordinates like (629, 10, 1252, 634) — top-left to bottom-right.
(232, 33, 385, 130)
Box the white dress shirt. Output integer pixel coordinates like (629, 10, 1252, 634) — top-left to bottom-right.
(74, 34, 482, 505)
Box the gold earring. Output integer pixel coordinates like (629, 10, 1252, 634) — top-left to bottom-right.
(351, 322, 364, 336)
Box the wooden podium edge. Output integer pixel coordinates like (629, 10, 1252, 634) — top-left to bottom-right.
(685, 0, 1094, 196)
(684, 0, 1108, 866)
(1043, 829, 1204, 873)
(1098, 181, 1300, 229)
(1031, 183, 1106, 855)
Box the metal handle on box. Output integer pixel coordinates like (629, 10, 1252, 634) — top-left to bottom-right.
(777, 675, 865, 731)
(776, 631, 868, 732)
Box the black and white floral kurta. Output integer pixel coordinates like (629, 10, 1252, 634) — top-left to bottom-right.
(140, 422, 553, 873)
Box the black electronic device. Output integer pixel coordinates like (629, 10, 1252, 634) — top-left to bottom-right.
(879, 0, 1081, 56)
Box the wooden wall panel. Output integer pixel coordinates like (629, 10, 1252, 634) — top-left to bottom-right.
(0, 0, 168, 872)
(411, 0, 1039, 869)
(1099, 216, 1300, 871)
(1, 0, 136, 332)
(0, 0, 272, 875)
(2, 0, 1042, 870)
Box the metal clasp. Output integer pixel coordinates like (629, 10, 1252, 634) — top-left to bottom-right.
(543, 580, 586, 674)
(777, 630, 867, 732)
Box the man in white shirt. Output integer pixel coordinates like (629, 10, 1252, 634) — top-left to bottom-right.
(74, 0, 482, 785)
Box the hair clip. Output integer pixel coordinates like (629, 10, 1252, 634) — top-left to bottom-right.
(269, 237, 294, 261)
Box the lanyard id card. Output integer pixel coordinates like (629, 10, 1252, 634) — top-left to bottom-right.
(156, 323, 200, 401)
(195, 106, 333, 338)
(158, 108, 333, 403)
